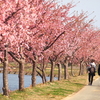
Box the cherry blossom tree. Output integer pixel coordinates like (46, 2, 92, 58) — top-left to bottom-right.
(0, 0, 75, 92)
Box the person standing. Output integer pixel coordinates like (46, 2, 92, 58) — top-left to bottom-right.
(87, 59, 96, 85)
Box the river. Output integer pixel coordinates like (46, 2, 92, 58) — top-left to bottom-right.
(0, 73, 57, 93)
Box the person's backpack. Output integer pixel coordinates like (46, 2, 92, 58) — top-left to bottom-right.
(90, 66, 95, 74)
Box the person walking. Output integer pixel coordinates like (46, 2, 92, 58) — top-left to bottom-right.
(87, 59, 96, 85)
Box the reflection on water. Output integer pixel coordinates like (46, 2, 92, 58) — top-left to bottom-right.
(0, 73, 57, 93)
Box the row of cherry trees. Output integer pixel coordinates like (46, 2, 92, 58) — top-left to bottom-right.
(0, 0, 100, 96)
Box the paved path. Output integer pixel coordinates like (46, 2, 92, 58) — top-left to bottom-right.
(62, 77, 100, 100)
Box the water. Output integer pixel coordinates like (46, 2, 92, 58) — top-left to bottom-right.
(0, 73, 57, 93)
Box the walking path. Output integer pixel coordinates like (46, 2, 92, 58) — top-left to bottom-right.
(62, 77, 100, 100)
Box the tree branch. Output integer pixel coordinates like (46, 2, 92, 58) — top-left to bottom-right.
(8, 51, 20, 63)
(43, 31, 65, 51)
(4, 7, 23, 24)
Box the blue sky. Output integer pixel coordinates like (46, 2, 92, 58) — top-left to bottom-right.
(57, 0, 100, 28)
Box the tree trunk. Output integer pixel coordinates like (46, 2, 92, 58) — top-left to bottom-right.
(79, 61, 82, 76)
(42, 58, 47, 83)
(36, 64, 47, 84)
(79, 58, 85, 76)
(81, 61, 86, 75)
(42, 69, 46, 83)
(19, 46, 25, 90)
(50, 61, 55, 82)
(19, 59, 25, 90)
(36, 66, 46, 84)
(81, 63, 84, 75)
(70, 64, 74, 76)
(79, 61, 85, 75)
(2, 48, 9, 96)
(57, 62, 62, 81)
(64, 61, 69, 79)
(32, 60, 36, 87)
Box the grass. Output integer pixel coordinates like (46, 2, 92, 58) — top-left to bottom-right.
(0, 74, 92, 100)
